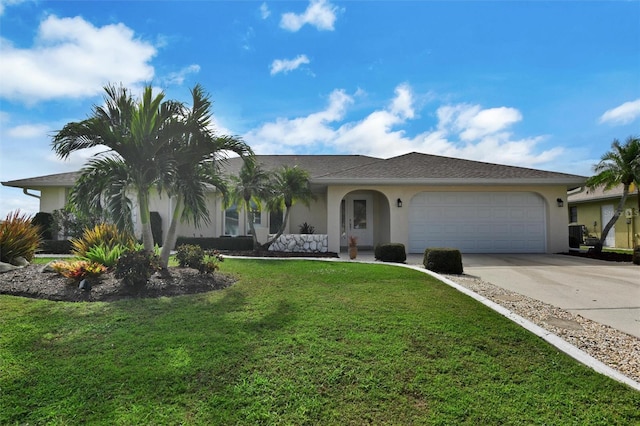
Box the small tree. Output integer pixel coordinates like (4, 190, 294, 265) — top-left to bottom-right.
(228, 159, 273, 249)
(52, 84, 183, 253)
(262, 166, 316, 250)
(585, 136, 640, 252)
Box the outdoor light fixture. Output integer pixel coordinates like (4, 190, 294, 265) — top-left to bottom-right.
(397, 198, 403, 208)
(556, 198, 564, 207)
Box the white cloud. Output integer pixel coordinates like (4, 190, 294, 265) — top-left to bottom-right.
(244, 89, 352, 152)
(0, 15, 156, 103)
(163, 64, 201, 86)
(389, 84, 415, 119)
(436, 104, 522, 141)
(280, 0, 338, 32)
(242, 83, 562, 168)
(260, 2, 270, 19)
(0, 0, 27, 16)
(599, 99, 640, 125)
(0, 191, 40, 219)
(270, 54, 310, 75)
(7, 123, 50, 139)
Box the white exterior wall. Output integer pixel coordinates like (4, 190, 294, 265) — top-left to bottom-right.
(139, 190, 223, 241)
(287, 192, 328, 234)
(39, 187, 67, 213)
(34, 182, 570, 254)
(327, 184, 570, 255)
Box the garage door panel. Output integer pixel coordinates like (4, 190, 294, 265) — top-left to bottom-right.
(409, 192, 546, 254)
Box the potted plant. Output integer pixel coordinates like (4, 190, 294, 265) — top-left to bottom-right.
(348, 235, 358, 259)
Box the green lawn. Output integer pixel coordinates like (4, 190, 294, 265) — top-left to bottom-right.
(1, 259, 638, 425)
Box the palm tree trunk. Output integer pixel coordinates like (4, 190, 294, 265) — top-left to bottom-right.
(262, 205, 291, 250)
(160, 196, 183, 269)
(138, 190, 154, 253)
(244, 198, 260, 250)
(596, 184, 629, 253)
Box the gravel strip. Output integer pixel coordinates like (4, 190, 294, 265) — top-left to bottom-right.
(442, 273, 640, 384)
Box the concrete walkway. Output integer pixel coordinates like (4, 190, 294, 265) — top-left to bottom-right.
(353, 251, 640, 339)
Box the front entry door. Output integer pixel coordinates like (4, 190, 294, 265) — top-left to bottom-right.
(342, 194, 373, 248)
(601, 205, 615, 247)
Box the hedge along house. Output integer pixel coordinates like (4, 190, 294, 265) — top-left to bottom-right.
(567, 183, 640, 249)
(2, 152, 585, 254)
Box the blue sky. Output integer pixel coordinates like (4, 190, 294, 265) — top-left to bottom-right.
(1, 0, 639, 218)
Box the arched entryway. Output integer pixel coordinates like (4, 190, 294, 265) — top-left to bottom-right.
(340, 190, 391, 251)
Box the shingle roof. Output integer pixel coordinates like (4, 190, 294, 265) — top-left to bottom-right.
(316, 152, 586, 185)
(2, 171, 80, 188)
(220, 155, 380, 178)
(2, 152, 586, 189)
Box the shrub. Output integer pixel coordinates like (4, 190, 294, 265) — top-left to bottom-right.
(51, 206, 102, 239)
(31, 212, 54, 240)
(375, 243, 407, 263)
(114, 249, 160, 289)
(175, 244, 223, 274)
(633, 247, 640, 266)
(200, 251, 224, 274)
(0, 210, 42, 264)
(423, 247, 463, 274)
(298, 222, 316, 234)
(71, 223, 136, 258)
(176, 244, 205, 268)
(50, 260, 107, 281)
(80, 243, 128, 268)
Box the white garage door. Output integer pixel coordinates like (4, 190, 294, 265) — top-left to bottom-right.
(408, 192, 546, 254)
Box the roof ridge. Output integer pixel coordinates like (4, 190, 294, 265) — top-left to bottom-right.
(314, 157, 384, 178)
(386, 151, 585, 178)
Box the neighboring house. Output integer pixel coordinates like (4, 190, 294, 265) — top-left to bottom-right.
(2, 152, 585, 254)
(567, 183, 640, 249)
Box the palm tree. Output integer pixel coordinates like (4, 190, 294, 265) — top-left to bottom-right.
(228, 159, 273, 249)
(158, 85, 253, 268)
(585, 136, 640, 252)
(263, 165, 316, 250)
(52, 84, 182, 252)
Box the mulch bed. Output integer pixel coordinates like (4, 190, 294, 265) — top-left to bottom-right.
(0, 251, 339, 303)
(0, 265, 236, 303)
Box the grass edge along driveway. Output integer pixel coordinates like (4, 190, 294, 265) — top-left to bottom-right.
(1, 259, 639, 425)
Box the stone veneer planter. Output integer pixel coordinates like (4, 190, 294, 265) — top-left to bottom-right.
(267, 234, 328, 253)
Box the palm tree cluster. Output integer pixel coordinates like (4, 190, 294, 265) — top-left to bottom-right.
(586, 135, 640, 252)
(52, 83, 253, 268)
(228, 161, 315, 250)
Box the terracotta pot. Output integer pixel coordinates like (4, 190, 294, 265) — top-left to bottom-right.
(349, 246, 357, 259)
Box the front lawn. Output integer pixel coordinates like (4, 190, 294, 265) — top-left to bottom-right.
(1, 259, 638, 424)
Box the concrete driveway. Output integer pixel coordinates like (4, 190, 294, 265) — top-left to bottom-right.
(458, 254, 640, 338)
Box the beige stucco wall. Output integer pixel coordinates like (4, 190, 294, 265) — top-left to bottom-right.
(38, 187, 67, 213)
(288, 192, 328, 234)
(571, 196, 640, 249)
(327, 184, 570, 254)
(35, 182, 575, 253)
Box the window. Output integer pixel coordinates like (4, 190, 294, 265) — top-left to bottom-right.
(569, 206, 578, 223)
(353, 199, 367, 229)
(224, 205, 239, 236)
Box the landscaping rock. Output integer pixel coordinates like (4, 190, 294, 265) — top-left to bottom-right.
(12, 257, 29, 267)
(0, 262, 21, 273)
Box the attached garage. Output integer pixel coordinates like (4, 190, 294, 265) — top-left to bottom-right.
(408, 192, 547, 254)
